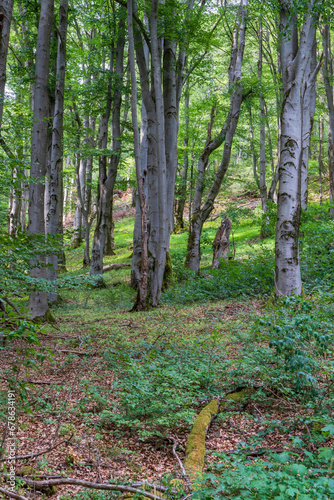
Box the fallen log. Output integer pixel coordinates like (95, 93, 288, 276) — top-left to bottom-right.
(184, 388, 253, 477)
(102, 263, 130, 273)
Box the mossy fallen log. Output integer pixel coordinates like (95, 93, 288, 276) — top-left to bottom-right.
(184, 388, 253, 477)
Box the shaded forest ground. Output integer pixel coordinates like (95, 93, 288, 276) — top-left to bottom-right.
(1, 191, 334, 499)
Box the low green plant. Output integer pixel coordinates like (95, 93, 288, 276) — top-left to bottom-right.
(163, 248, 274, 304)
(196, 447, 334, 499)
(102, 340, 228, 438)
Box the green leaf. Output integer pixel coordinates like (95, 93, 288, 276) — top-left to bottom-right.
(290, 464, 308, 476)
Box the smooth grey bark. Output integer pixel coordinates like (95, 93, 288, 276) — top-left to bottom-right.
(8, 169, 21, 237)
(300, 29, 318, 211)
(275, 1, 320, 297)
(322, 23, 334, 215)
(185, 0, 247, 273)
(318, 120, 323, 206)
(131, 36, 148, 289)
(248, 105, 259, 188)
(28, 0, 54, 320)
(258, 20, 267, 212)
(21, 168, 29, 230)
(131, 0, 193, 305)
(71, 102, 82, 248)
(46, 0, 68, 303)
(128, 0, 148, 310)
(175, 85, 190, 231)
(90, 13, 125, 276)
(0, 0, 14, 133)
(82, 116, 95, 266)
(149, 0, 168, 306)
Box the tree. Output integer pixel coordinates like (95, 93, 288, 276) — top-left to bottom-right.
(28, 0, 54, 320)
(185, 0, 247, 273)
(275, 0, 321, 297)
(46, 0, 69, 303)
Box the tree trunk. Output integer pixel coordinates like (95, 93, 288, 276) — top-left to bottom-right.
(185, 1, 247, 273)
(90, 14, 125, 276)
(175, 85, 190, 231)
(248, 105, 259, 189)
(128, 0, 148, 310)
(258, 20, 267, 212)
(319, 120, 323, 206)
(322, 23, 334, 215)
(46, 0, 68, 303)
(28, 0, 54, 321)
(275, 2, 319, 297)
(212, 217, 232, 269)
(8, 168, 21, 237)
(300, 30, 317, 211)
(0, 0, 14, 132)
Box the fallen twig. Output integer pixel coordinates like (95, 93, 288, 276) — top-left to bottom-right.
(102, 263, 131, 272)
(0, 435, 72, 463)
(14, 477, 165, 500)
(0, 486, 28, 500)
(168, 436, 188, 478)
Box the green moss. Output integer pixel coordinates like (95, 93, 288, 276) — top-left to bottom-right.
(185, 399, 218, 475)
(162, 251, 173, 290)
(224, 388, 253, 404)
(33, 309, 56, 324)
(185, 390, 253, 477)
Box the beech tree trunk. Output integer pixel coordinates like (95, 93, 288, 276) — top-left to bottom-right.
(319, 120, 323, 206)
(128, 0, 148, 310)
(175, 86, 190, 231)
(258, 20, 267, 212)
(90, 13, 125, 276)
(275, 1, 319, 297)
(300, 30, 317, 211)
(0, 0, 14, 133)
(46, 0, 68, 303)
(185, 0, 247, 273)
(212, 217, 232, 269)
(322, 23, 334, 215)
(130, 0, 192, 305)
(28, 0, 54, 320)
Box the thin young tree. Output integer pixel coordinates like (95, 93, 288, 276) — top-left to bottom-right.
(185, 0, 248, 273)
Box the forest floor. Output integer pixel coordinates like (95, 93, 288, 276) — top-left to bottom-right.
(1, 192, 334, 500)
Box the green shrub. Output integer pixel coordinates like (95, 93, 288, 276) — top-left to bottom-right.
(103, 341, 229, 438)
(195, 447, 334, 499)
(163, 249, 274, 304)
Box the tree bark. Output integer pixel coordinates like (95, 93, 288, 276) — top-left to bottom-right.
(128, 0, 148, 310)
(275, 1, 319, 297)
(318, 120, 323, 205)
(46, 0, 68, 303)
(185, 0, 247, 273)
(258, 20, 267, 212)
(300, 29, 318, 211)
(28, 0, 55, 320)
(212, 217, 232, 269)
(175, 83, 190, 231)
(0, 0, 14, 133)
(90, 13, 125, 276)
(322, 23, 334, 215)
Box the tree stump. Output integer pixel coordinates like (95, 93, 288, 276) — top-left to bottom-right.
(212, 216, 232, 269)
